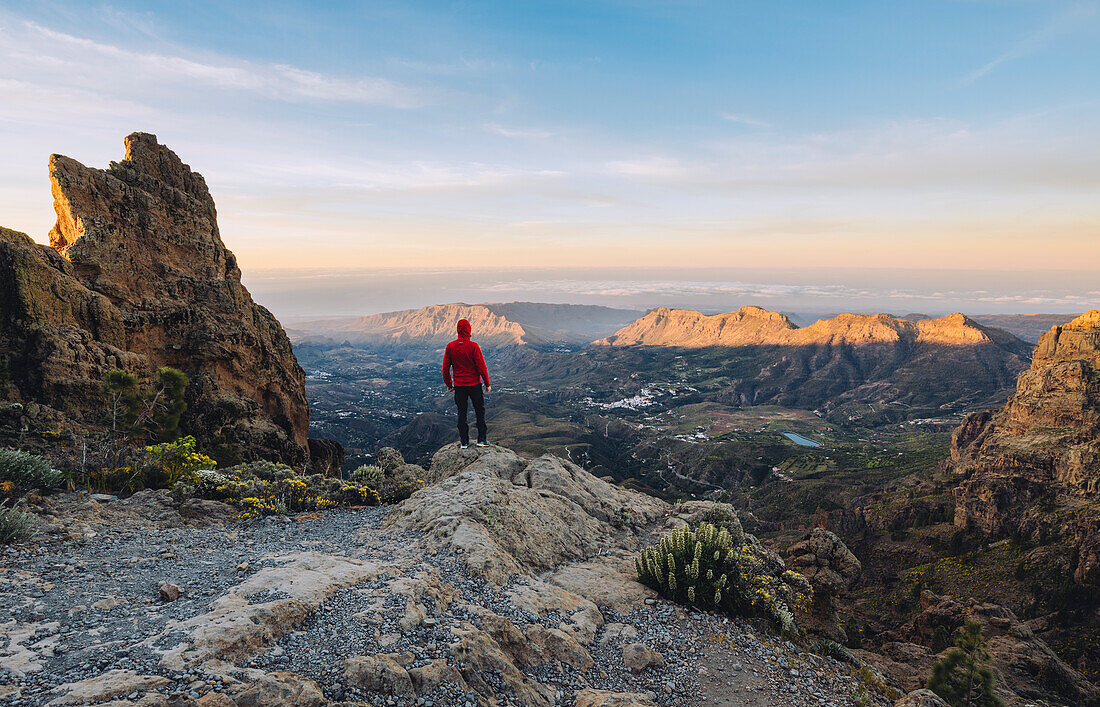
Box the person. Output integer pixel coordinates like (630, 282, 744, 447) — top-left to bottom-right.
(442, 318, 491, 448)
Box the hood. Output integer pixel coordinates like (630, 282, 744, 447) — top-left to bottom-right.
(457, 318, 472, 338)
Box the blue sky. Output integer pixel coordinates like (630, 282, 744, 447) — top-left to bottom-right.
(1, 0, 1098, 276)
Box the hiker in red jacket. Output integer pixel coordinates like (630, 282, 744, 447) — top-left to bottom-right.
(442, 318, 491, 448)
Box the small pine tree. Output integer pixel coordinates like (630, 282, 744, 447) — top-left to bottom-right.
(148, 367, 188, 441)
(102, 369, 141, 443)
(927, 621, 1003, 707)
(845, 616, 863, 649)
(931, 625, 952, 653)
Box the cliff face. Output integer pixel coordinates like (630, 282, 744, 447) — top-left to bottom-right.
(313, 303, 529, 347)
(595, 307, 1010, 349)
(1, 133, 309, 465)
(951, 311, 1100, 579)
(593, 306, 798, 347)
(295, 302, 639, 348)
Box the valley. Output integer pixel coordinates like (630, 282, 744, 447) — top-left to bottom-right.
(295, 303, 1100, 701)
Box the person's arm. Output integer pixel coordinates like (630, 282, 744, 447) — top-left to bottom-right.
(442, 345, 454, 390)
(474, 343, 491, 391)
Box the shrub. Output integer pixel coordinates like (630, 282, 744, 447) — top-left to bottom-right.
(101, 367, 189, 443)
(0, 448, 63, 491)
(142, 436, 216, 488)
(635, 522, 812, 635)
(0, 501, 35, 544)
(845, 616, 863, 649)
(932, 625, 952, 653)
(379, 465, 423, 504)
(813, 639, 853, 663)
(927, 621, 1004, 707)
(179, 459, 381, 519)
(349, 464, 383, 488)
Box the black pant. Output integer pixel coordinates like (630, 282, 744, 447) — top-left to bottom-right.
(454, 384, 487, 445)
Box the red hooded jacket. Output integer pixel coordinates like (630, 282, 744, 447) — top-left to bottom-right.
(442, 319, 491, 388)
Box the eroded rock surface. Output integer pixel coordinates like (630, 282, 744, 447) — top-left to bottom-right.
(952, 311, 1100, 537)
(388, 443, 668, 581)
(0, 134, 312, 465)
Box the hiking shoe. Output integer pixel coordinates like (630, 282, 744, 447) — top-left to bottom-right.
(476, 441, 488, 448)
(460, 444, 469, 449)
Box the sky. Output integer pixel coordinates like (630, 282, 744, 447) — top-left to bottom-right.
(0, 0, 1098, 315)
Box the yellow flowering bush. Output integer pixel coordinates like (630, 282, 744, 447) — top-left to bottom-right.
(178, 460, 383, 519)
(142, 436, 217, 488)
(636, 522, 812, 635)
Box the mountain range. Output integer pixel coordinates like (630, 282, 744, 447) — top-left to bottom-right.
(292, 302, 640, 347)
(595, 306, 1026, 349)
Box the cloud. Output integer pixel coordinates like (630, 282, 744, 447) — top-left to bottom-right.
(0, 19, 428, 107)
(961, 1, 1097, 84)
(721, 113, 771, 128)
(483, 123, 555, 139)
(604, 156, 691, 178)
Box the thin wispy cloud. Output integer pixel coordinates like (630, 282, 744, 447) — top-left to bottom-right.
(2, 20, 428, 107)
(721, 113, 771, 128)
(0, 1, 1096, 277)
(483, 123, 555, 139)
(961, 1, 1097, 85)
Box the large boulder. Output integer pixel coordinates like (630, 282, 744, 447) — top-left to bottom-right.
(388, 444, 668, 581)
(894, 689, 949, 707)
(232, 671, 326, 707)
(785, 527, 861, 640)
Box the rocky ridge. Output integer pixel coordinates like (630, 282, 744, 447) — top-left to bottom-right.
(595, 307, 1023, 350)
(293, 303, 638, 348)
(0, 134, 315, 465)
(0, 444, 893, 706)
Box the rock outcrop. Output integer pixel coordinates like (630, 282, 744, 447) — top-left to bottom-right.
(0, 133, 314, 465)
(388, 443, 669, 582)
(785, 527, 861, 641)
(594, 306, 798, 348)
(951, 311, 1100, 581)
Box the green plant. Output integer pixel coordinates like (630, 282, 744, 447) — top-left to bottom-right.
(858, 665, 902, 701)
(349, 464, 383, 488)
(0, 448, 62, 491)
(813, 639, 853, 663)
(142, 436, 216, 488)
(635, 522, 812, 635)
(845, 616, 863, 649)
(178, 459, 381, 519)
(0, 500, 35, 544)
(147, 367, 188, 441)
(102, 369, 141, 442)
(101, 367, 189, 443)
(932, 625, 952, 653)
(927, 621, 1004, 707)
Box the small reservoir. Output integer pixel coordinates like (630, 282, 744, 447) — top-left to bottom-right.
(783, 432, 823, 448)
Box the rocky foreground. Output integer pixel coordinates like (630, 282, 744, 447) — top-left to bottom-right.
(0, 445, 894, 707)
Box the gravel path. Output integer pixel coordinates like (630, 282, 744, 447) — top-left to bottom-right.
(0, 498, 882, 706)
